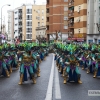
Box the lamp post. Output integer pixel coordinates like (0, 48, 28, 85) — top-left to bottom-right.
(1, 4, 11, 34)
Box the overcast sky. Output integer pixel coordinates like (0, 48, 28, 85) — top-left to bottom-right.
(0, 0, 46, 31)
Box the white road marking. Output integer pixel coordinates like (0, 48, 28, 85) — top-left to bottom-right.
(55, 63, 61, 99)
(45, 54, 54, 100)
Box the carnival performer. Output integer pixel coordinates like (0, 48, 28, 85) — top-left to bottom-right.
(18, 43, 36, 84)
(93, 53, 100, 78)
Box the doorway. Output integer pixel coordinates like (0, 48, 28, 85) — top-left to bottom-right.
(94, 38, 97, 44)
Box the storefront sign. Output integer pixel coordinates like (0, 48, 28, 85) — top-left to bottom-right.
(68, 38, 77, 40)
(77, 38, 84, 41)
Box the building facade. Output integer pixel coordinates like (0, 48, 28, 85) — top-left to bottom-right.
(87, 0, 100, 44)
(8, 4, 46, 42)
(8, 10, 14, 40)
(46, 0, 87, 42)
(0, 24, 6, 34)
(36, 26, 46, 37)
(46, 0, 68, 41)
(0, 16, 6, 34)
(68, 0, 87, 42)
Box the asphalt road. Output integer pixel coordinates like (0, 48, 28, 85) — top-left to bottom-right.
(0, 54, 53, 100)
(0, 54, 100, 100)
(53, 61, 100, 100)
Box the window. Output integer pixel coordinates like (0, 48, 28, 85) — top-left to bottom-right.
(47, 25, 49, 30)
(15, 24, 17, 26)
(27, 15, 32, 20)
(42, 22, 44, 26)
(64, 26, 68, 29)
(37, 32, 39, 35)
(64, 16, 68, 20)
(19, 22, 22, 25)
(27, 21, 32, 26)
(42, 16, 44, 20)
(38, 22, 40, 27)
(88, 40, 93, 43)
(46, 8, 49, 13)
(98, 40, 100, 44)
(47, 0, 49, 5)
(15, 11, 17, 14)
(19, 9, 22, 13)
(99, 18, 100, 24)
(79, 6, 81, 10)
(26, 28, 32, 32)
(26, 34, 32, 39)
(42, 10, 44, 14)
(47, 17, 49, 22)
(64, 0, 68, 2)
(79, 29, 80, 33)
(15, 18, 17, 20)
(27, 9, 32, 14)
(37, 10, 40, 13)
(64, 7, 68, 11)
(36, 16, 40, 20)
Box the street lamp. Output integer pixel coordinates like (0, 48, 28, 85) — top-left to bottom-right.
(1, 4, 11, 34)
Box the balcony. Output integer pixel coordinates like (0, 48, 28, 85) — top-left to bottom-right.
(46, 0, 49, 5)
(68, 19, 74, 24)
(46, 21, 49, 25)
(68, 12, 74, 17)
(18, 19, 22, 22)
(68, 23, 74, 28)
(18, 13, 22, 16)
(46, 13, 49, 16)
(68, 2, 74, 7)
(18, 25, 22, 27)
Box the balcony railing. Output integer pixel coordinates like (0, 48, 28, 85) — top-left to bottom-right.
(18, 25, 22, 27)
(68, 24, 74, 27)
(18, 19, 22, 21)
(68, 20, 74, 24)
(68, 13, 74, 17)
(69, 2, 74, 6)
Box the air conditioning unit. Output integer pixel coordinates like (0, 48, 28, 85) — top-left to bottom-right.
(70, 19, 73, 23)
(77, 9, 80, 13)
(36, 16, 38, 19)
(78, 29, 80, 33)
(64, 17, 68, 20)
(36, 10, 38, 13)
(77, 18, 80, 22)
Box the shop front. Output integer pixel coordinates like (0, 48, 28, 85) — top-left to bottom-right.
(67, 38, 85, 42)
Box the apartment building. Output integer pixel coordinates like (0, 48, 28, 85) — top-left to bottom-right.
(87, 0, 100, 44)
(68, 0, 87, 42)
(46, 0, 68, 41)
(8, 10, 14, 40)
(0, 24, 6, 34)
(8, 4, 46, 41)
(0, 16, 6, 35)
